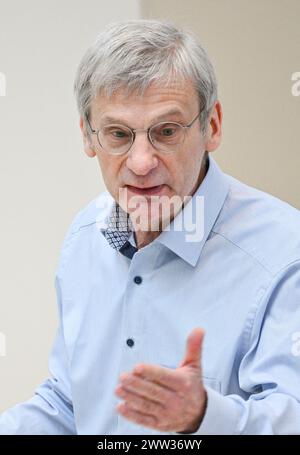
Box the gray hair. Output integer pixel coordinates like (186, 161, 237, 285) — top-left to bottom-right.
(74, 19, 218, 133)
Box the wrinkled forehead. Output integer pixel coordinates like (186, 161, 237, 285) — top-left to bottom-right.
(89, 78, 199, 122)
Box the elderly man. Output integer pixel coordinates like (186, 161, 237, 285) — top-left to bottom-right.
(1, 19, 300, 436)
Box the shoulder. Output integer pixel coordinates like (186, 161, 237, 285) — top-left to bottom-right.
(56, 190, 113, 266)
(213, 174, 300, 276)
(65, 190, 114, 236)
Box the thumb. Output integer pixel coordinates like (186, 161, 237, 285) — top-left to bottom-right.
(178, 327, 205, 369)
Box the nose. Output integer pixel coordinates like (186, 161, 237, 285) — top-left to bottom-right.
(125, 131, 158, 176)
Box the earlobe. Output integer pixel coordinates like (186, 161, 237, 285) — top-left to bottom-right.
(84, 140, 97, 158)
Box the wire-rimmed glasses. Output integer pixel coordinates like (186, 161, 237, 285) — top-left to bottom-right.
(85, 111, 201, 155)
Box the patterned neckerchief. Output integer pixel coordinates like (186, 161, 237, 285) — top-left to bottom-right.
(101, 203, 138, 259)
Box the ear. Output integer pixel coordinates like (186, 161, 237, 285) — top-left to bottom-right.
(80, 117, 96, 158)
(204, 101, 222, 153)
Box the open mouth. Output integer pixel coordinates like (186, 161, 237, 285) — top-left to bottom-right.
(126, 184, 166, 196)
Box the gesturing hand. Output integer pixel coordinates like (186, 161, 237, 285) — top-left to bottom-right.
(115, 328, 207, 433)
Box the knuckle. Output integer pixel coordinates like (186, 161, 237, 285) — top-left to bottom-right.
(126, 376, 136, 387)
(151, 387, 163, 401)
(144, 399, 156, 413)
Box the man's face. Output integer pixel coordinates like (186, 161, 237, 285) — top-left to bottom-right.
(81, 80, 222, 231)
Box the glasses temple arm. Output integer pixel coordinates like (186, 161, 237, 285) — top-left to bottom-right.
(85, 114, 96, 134)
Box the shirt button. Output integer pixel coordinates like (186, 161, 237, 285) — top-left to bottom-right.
(126, 338, 134, 347)
(134, 276, 142, 285)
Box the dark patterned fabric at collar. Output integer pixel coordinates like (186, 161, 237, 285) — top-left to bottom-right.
(101, 202, 137, 258)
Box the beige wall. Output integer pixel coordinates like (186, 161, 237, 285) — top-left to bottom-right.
(1, 0, 299, 414)
(0, 0, 140, 411)
(141, 0, 300, 209)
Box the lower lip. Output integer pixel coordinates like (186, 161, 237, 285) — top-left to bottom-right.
(126, 184, 166, 196)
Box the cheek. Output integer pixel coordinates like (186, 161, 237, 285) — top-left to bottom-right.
(175, 148, 203, 194)
(96, 155, 122, 197)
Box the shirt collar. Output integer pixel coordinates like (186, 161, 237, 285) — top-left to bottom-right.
(99, 155, 230, 266)
(156, 156, 230, 266)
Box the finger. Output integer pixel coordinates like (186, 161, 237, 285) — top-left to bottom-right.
(179, 328, 205, 369)
(132, 363, 183, 390)
(116, 401, 158, 429)
(115, 385, 163, 415)
(118, 373, 174, 405)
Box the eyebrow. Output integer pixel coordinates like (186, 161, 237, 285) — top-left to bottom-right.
(99, 109, 187, 125)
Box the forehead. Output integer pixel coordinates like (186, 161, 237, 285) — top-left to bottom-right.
(91, 79, 198, 122)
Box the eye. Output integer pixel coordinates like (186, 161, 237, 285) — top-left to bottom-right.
(152, 123, 180, 141)
(112, 130, 129, 138)
(161, 126, 177, 136)
(102, 125, 131, 141)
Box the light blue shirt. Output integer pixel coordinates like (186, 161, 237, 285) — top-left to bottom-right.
(1, 156, 300, 435)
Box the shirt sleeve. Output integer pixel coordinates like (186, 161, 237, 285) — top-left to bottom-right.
(0, 209, 84, 435)
(0, 274, 76, 435)
(176, 260, 300, 435)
